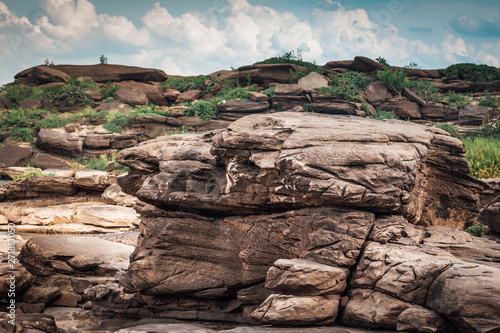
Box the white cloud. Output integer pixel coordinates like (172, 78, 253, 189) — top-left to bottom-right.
(99, 14, 151, 47)
(441, 34, 469, 62)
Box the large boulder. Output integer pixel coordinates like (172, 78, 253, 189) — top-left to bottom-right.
(458, 105, 493, 126)
(113, 86, 148, 106)
(237, 63, 310, 86)
(0, 144, 33, 167)
(14, 65, 70, 85)
(364, 81, 389, 106)
(29, 152, 70, 169)
(36, 128, 84, 157)
(380, 100, 422, 119)
(117, 81, 168, 105)
(118, 112, 484, 227)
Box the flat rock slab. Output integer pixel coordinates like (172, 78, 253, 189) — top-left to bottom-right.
(0, 144, 33, 167)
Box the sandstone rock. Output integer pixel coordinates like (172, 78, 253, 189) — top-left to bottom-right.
(351, 56, 386, 73)
(0, 313, 57, 333)
(0, 131, 10, 142)
(115, 323, 216, 333)
(87, 89, 103, 102)
(265, 259, 349, 296)
(0, 144, 33, 167)
(271, 95, 308, 111)
(23, 286, 61, 304)
(397, 307, 454, 333)
(51, 291, 79, 307)
(308, 101, 356, 115)
(75, 205, 139, 228)
(14, 65, 70, 85)
(102, 184, 139, 207)
(364, 81, 388, 106)
(36, 128, 84, 157)
(163, 89, 181, 100)
(380, 100, 422, 119)
(249, 92, 269, 102)
(19, 235, 135, 277)
(477, 194, 500, 233)
(250, 294, 340, 325)
(420, 103, 445, 119)
(458, 105, 493, 126)
(175, 89, 203, 103)
(0, 176, 77, 201)
(1, 166, 41, 179)
(113, 87, 148, 106)
(298, 72, 329, 93)
(118, 81, 168, 105)
(0, 263, 33, 299)
(403, 87, 427, 106)
(17, 64, 168, 83)
(74, 171, 117, 192)
(274, 84, 304, 96)
(19, 99, 54, 110)
(237, 63, 310, 85)
(95, 102, 132, 112)
(85, 133, 112, 148)
(217, 100, 270, 121)
(0, 97, 12, 109)
(29, 152, 70, 169)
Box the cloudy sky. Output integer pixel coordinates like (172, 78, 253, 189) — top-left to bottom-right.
(1, 0, 499, 85)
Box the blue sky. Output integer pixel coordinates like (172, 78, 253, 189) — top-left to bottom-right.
(1, 0, 499, 85)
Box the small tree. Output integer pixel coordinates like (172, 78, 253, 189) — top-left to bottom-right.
(100, 54, 108, 65)
(44, 58, 55, 66)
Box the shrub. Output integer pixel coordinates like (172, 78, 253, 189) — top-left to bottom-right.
(161, 76, 209, 92)
(466, 223, 487, 237)
(45, 84, 92, 107)
(100, 82, 120, 100)
(255, 50, 324, 74)
(377, 67, 408, 95)
(1, 84, 44, 106)
(361, 103, 371, 116)
(12, 170, 45, 179)
(319, 71, 374, 102)
(462, 136, 500, 178)
(444, 63, 500, 82)
(478, 92, 500, 108)
(184, 100, 218, 120)
(289, 69, 308, 83)
(103, 112, 129, 133)
(132, 105, 170, 118)
(11, 127, 34, 142)
(436, 123, 459, 136)
(446, 91, 471, 110)
(34, 115, 69, 132)
(69, 107, 98, 124)
(476, 120, 500, 138)
(375, 56, 389, 67)
(263, 87, 275, 97)
(406, 80, 441, 102)
(372, 109, 398, 120)
(0, 108, 54, 127)
(214, 86, 252, 103)
(79, 153, 128, 172)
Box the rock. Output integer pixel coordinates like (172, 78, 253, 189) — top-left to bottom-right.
(75, 205, 139, 228)
(18, 235, 135, 277)
(0, 313, 57, 333)
(23, 286, 61, 304)
(0, 176, 77, 201)
(0, 97, 13, 109)
(115, 323, 216, 333)
(175, 89, 203, 103)
(250, 294, 340, 325)
(397, 307, 454, 333)
(249, 92, 269, 102)
(380, 100, 422, 119)
(74, 169, 108, 178)
(364, 81, 388, 106)
(74, 170, 117, 192)
(403, 87, 427, 106)
(420, 103, 445, 119)
(64, 123, 76, 132)
(477, 194, 500, 233)
(85, 134, 113, 148)
(18, 99, 54, 110)
(0, 131, 10, 142)
(87, 89, 103, 102)
(217, 100, 270, 121)
(298, 72, 329, 93)
(0, 166, 41, 179)
(14, 65, 70, 85)
(0, 264, 33, 299)
(0, 144, 33, 167)
(163, 89, 181, 101)
(265, 259, 349, 296)
(51, 291, 79, 307)
(351, 56, 386, 73)
(36, 128, 84, 157)
(308, 101, 356, 115)
(118, 112, 483, 226)
(17, 64, 168, 83)
(118, 81, 168, 106)
(237, 63, 310, 85)
(274, 84, 304, 96)
(458, 105, 493, 126)
(95, 102, 132, 112)
(102, 184, 139, 207)
(113, 87, 148, 106)
(29, 152, 71, 169)
(271, 95, 308, 111)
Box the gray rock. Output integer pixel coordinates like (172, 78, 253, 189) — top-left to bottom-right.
(0, 144, 33, 167)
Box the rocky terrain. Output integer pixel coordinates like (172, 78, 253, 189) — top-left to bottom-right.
(0, 57, 499, 332)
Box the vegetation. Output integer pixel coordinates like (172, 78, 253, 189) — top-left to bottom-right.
(444, 63, 500, 82)
(78, 153, 128, 172)
(436, 123, 459, 136)
(12, 170, 46, 179)
(1, 84, 44, 106)
(319, 71, 375, 102)
(161, 75, 209, 92)
(371, 109, 398, 120)
(375, 56, 389, 67)
(34, 115, 69, 132)
(11, 127, 34, 142)
(184, 100, 218, 120)
(446, 91, 471, 110)
(377, 67, 408, 95)
(466, 223, 487, 237)
(255, 50, 324, 74)
(100, 54, 108, 65)
(478, 91, 500, 109)
(406, 80, 441, 102)
(360, 103, 371, 116)
(263, 87, 275, 97)
(463, 136, 500, 179)
(0, 107, 55, 127)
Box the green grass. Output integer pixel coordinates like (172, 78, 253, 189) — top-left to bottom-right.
(436, 123, 459, 136)
(34, 115, 69, 132)
(255, 50, 324, 74)
(406, 80, 441, 102)
(0, 84, 45, 106)
(161, 75, 209, 92)
(319, 71, 375, 102)
(462, 136, 500, 179)
(446, 91, 471, 110)
(78, 153, 129, 172)
(377, 67, 409, 95)
(478, 92, 500, 108)
(184, 100, 218, 120)
(371, 109, 399, 120)
(0, 108, 56, 127)
(11, 127, 34, 142)
(263, 87, 275, 97)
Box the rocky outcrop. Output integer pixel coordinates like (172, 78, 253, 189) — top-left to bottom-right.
(14, 65, 70, 85)
(113, 87, 148, 106)
(36, 128, 84, 157)
(458, 105, 493, 126)
(477, 194, 500, 233)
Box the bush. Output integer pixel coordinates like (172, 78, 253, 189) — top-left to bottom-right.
(79, 153, 128, 172)
(263, 87, 275, 97)
(132, 105, 170, 118)
(406, 80, 441, 102)
(161, 76, 209, 92)
(436, 123, 459, 136)
(11, 127, 34, 142)
(444, 63, 500, 82)
(476, 120, 500, 138)
(1, 84, 44, 106)
(45, 84, 92, 107)
(375, 56, 389, 67)
(34, 115, 69, 132)
(0, 108, 54, 127)
(103, 112, 129, 133)
(214, 86, 252, 103)
(377, 67, 408, 95)
(462, 136, 500, 178)
(255, 50, 324, 74)
(478, 92, 500, 108)
(100, 82, 120, 100)
(289, 69, 309, 83)
(446, 91, 471, 110)
(319, 71, 374, 102)
(184, 100, 218, 120)
(372, 109, 398, 120)
(466, 223, 487, 237)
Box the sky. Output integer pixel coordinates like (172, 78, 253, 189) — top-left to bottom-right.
(0, 0, 499, 85)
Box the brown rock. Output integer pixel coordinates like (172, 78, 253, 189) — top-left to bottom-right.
(271, 95, 308, 111)
(298, 72, 329, 93)
(380, 100, 422, 119)
(364, 81, 389, 106)
(351, 56, 385, 73)
(51, 291, 79, 307)
(477, 194, 500, 234)
(87, 89, 103, 102)
(237, 63, 310, 85)
(217, 100, 270, 121)
(0, 265, 33, 299)
(0, 144, 33, 167)
(29, 152, 70, 169)
(118, 81, 168, 106)
(95, 102, 132, 112)
(0, 131, 10, 142)
(14, 65, 70, 85)
(163, 89, 181, 100)
(0, 313, 57, 333)
(397, 307, 454, 333)
(64, 123, 77, 133)
(175, 89, 203, 103)
(36, 128, 83, 157)
(458, 105, 493, 126)
(308, 101, 356, 115)
(23, 286, 61, 304)
(403, 87, 427, 106)
(113, 87, 148, 106)
(274, 84, 303, 96)
(85, 134, 112, 149)
(249, 92, 269, 103)
(0, 97, 12, 109)
(421, 103, 445, 119)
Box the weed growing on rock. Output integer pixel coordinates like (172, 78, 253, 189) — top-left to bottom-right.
(11, 127, 34, 142)
(320, 72, 374, 102)
(406, 80, 441, 102)
(263, 87, 275, 97)
(34, 115, 69, 132)
(183, 100, 218, 120)
(78, 153, 128, 172)
(466, 223, 487, 237)
(103, 111, 129, 133)
(377, 67, 408, 96)
(446, 91, 471, 110)
(0, 108, 55, 127)
(161, 76, 209, 92)
(255, 50, 324, 74)
(478, 91, 500, 109)
(372, 109, 398, 120)
(436, 123, 459, 136)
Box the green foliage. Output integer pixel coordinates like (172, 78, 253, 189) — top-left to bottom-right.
(444, 63, 500, 82)
(478, 92, 500, 108)
(375, 56, 389, 67)
(45, 84, 92, 107)
(406, 80, 441, 102)
(372, 109, 398, 120)
(11, 127, 34, 142)
(361, 103, 371, 116)
(0, 108, 54, 127)
(404, 62, 420, 69)
(12, 170, 46, 179)
(289, 69, 308, 83)
(476, 120, 500, 138)
(100, 54, 108, 65)
(214, 86, 252, 103)
(319, 71, 375, 102)
(462, 136, 500, 178)
(102, 111, 129, 133)
(79, 153, 128, 172)
(132, 105, 170, 118)
(466, 223, 487, 237)
(206, 77, 223, 93)
(69, 107, 97, 123)
(34, 115, 69, 132)
(1, 84, 45, 106)
(263, 87, 275, 97)
(161, 75, 209, 92)
(377, 67, 408, 95)
(446, 91, 471, 110)
(44, 58, 55, 66)
(100, 82, 120, 100)
(436, 123, 459, 136)
(184, 100, 218, 120)
(255, 50, 324, 74)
